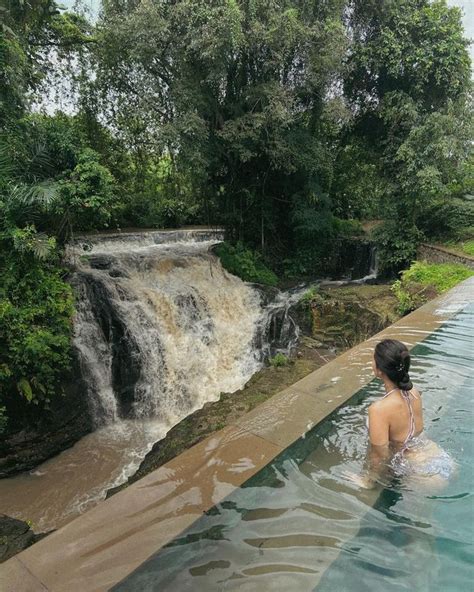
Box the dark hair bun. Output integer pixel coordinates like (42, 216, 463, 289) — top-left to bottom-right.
(398, 372, 413, 391)
(374, 339, 413, 391)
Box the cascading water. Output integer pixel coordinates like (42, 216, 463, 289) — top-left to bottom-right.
(352, 245, 379, 284)
(71, 234, 266, 426)
(0, 230, 301, 531)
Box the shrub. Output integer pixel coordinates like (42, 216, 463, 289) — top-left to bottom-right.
(215, 242, 278, 286)
(332, 217, 364, 237)
(57, 148, 117, 231)
(269, 353, 289, 367)
(373, 220, 424, 276)
(392, 261, 473, 314)
(0, 247, 74, 417)
(301, 284, 320, 303)
(417, 198, 474, 241)
(401, 261, 473, 293)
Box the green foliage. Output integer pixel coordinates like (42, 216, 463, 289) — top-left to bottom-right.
(269, 353, 289, 368)
(57, 148, 117, 230)
(331, 141, 387, 220)
(332, 218, 364, 238)
(392, 261, 473, 314)
(401, 260, 474, 293)
(5, 114, 129, 234)
(0, 406, 7, 434)
(10, 225, 56, 261)
(93, 0, 349, 249)
(417, 198, 474, 241)
(0, 134, 75, 428)
(11, 113, 84, 176)
(1, 1, 94, 129)
(344, 1, 472, 246)
(461, 240, 474, 256)
(215, 242, 278, 286)
(346, 1, 471, 110)
(118, 155, 199, 227)
(391, 280, 417, 316)
(0, 246, 74, 407)
(301, 285, 320, 303)
(373, 220, 424, 275)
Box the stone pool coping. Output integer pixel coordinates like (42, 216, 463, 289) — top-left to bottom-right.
(1, 277, 473, 592)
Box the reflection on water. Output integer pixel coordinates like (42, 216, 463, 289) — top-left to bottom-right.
(112, 306, 474, 592)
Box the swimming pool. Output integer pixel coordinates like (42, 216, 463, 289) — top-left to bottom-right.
(112, 304, 474, 591)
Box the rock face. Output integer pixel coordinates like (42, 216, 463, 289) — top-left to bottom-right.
(0, 515, 36, 563)
(74, 271, 143, 417)
(305, 285, 399, 350)
(0, 357, 94, 478)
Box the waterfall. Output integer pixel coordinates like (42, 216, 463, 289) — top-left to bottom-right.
(0, 230, 360, 533)
(358, 245, 378, 282)
(68, 230, 298, 429)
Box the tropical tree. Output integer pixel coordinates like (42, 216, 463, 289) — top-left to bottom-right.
(89, 1, 349, 262)
(342, 0, 472, 271)
(0, 146, 74, 429)
(0, 0, 93, 130)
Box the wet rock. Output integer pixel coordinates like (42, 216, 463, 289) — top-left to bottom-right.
(302, 284, 399, 349)
(74, 272, 144, 417)
(288, 300, 313, 335)
(248, 283, 280, 306)
(0, 515, 35, 563)
(88, 254, 113, 269)
(0, 515, 54, 563)
(0, 356, 93, 478)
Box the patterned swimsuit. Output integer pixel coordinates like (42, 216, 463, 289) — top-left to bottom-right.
(374, 388, 455, 480)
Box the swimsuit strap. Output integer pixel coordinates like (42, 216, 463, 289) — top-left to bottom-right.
(381, 387, 399, 399)
(381, 387, 417, 449)
(400, 389, 416, 448)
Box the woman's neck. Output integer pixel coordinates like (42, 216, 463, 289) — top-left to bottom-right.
(382, 378, 398, 394)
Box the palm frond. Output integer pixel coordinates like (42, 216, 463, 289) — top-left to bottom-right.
(0, 143, 14, 181)
(9, 180, 59, 208)
(11, 228, 56, 260)
(29, 233, 56, 260)
(3, 181, 59, 229)
(26, 142, 55, 181)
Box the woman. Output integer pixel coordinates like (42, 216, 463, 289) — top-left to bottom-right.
(347, 338, 455, 489)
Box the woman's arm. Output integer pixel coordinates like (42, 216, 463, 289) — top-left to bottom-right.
(368, 403, 389, 446)
(362, 404, 391, 487)
(345, 403, 391, 489)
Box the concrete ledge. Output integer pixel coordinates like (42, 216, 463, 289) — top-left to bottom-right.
(2, 277, 473, 592)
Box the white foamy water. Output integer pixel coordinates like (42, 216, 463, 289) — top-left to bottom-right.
(72, 239, 263, 423)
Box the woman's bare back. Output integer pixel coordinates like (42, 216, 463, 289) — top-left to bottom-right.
(371, 387, 423, 445)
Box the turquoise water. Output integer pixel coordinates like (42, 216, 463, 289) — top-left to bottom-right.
(113, 305, 474, 592)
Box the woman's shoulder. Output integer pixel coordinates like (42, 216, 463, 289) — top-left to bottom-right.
(369, 386, 422, 414)
(369, 398, 391, 415)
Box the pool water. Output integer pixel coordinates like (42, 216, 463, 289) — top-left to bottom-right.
(112, 305, 474, 592)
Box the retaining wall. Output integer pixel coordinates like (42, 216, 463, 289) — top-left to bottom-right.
(417, 243, 474, 269)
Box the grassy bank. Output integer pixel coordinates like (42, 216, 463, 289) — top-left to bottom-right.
(392, 261, 473, 314)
